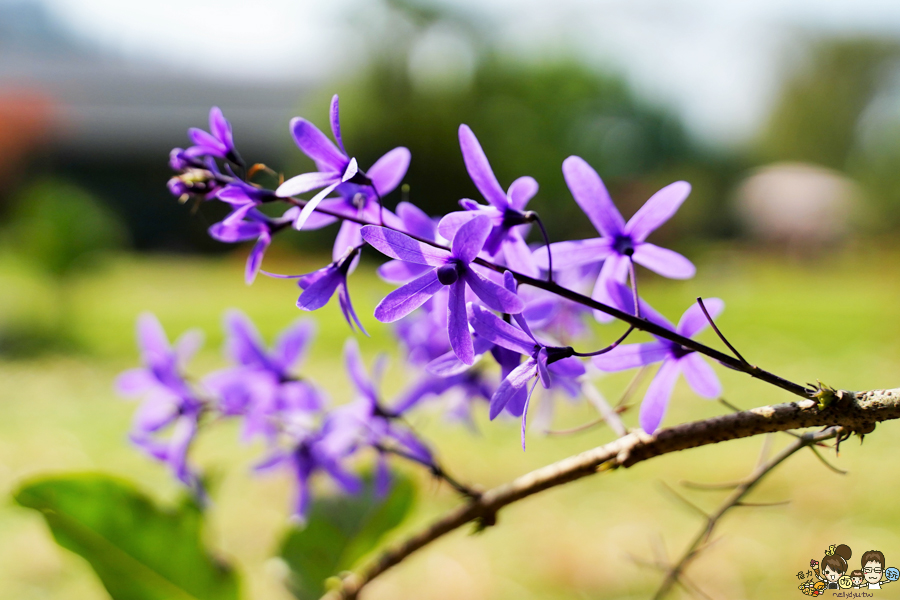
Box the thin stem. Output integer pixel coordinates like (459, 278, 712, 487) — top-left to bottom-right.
(696, 297, 749, 367)
(530, 212, 554, 284)
(652, 427, 841, 600)
(375, 444, 481, 500)
(322, 387, 900, 600)
(202, 170, 810, 399)
(572, 326, 635, 357)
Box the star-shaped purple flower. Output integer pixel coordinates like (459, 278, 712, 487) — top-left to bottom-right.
(533, 156, 695, 321)
(592, 286, 723, 434)
(275, 95, 409, 233)
(437, 125, 540, 276)
(361, 215, 524, 364)
(115, 314, 205, 491)
(203, 311, 323, 441)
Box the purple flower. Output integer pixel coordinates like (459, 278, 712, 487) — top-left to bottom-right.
(361, 215, 524, 364)
(394, 290, 451, 366)
(376, 202, 445, 284)
(116, 314, 205, 490)
(203, 311, 324, 441)
(437, 125, 540, 277)
(183, 106, 239, 163)
(319, 340, 433, 495)
(592, 290, 724, 434)
(533, 156, 694, 321)
(317, 149, 410, 261)
(469, 303, 584, 448)
(209, 206, 309, 284)
(215, 179, 276, 225)
(278, 246, 367, 334)
(275, 95, 410, 233)
(256, 429, 362, 521)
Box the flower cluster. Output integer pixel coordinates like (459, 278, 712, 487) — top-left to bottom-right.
(135, 95, 730, 511)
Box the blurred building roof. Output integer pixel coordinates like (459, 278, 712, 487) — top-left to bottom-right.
(0, 1, 307, 163)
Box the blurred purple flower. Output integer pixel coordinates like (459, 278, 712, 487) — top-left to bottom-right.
(438, 125, 539, 276)
(592, 289, 723, 434)
(256, 429, 362, 521)
(203, 311, 324, 441)
(533, 156, 694, 321)
(361, 215, 523, 364)
(115, 313, 205, 491)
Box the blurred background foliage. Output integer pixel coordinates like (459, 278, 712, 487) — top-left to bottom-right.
(6, 0, 900, 598)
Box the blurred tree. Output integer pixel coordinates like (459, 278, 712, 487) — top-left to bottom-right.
(759, 37, 900, 171)
(4, 178, 127, 277)
(295, 0, 741, 244)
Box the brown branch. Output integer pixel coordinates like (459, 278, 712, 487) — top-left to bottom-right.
(321, 388, 899, 600)
(652, 427, 840, 599)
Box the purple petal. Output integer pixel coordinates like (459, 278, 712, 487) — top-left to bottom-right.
(469, 305, 535, 355)
(137, 313, 171, 360)
(166, 416, 198, 486)
(373, 269, 443, 323)
(436, 210, 481, 241)
(425, 336, 491, 376)
(639, 359, 681, 434)
(677, 298, 724, 338)
(462, 269, 524, 314)
(245, 232, 271, 284)
(344, 338, 378, 404)
(450, 214, 492, 264)
(116, 369, 155, 397)
(224, 310, 268, 366)
(562, 156, 624, 237)
(368, 147, 411, 196)
(342, 157, 358, 182)
(333, 220, 362, 261)
(536, 348, 551, 388)
(507, 176, 538, 210)
(187, 128, 225, 155)
(297, 267, 342, 311)
(329, 94, 347, 155)
(531, 238, 613, 271)
(624, 181, 691, 242)
(489, 358, 537, 419)
(289, 117, 347, 172)
(361, 225, 450, 266)
(592, 341, 669, 371)
(447, 280, 474, 365)
(209, 106, 233, 149)
(377, 260, 430, 283)
(459, 124, 507, 208)
(174, 330, 204, 368)
(273, 320, 315, 370)
(591, 254, 631, 323)
(396, 202, 437, 240)
(631, 243, 695, 279)
(338, 282, 368, 336)
(208, 220, 267, 243)
(502, 229, 539, 277)
(293, 182, 340, 231)
(679, 353, 721, 398)
(276, 171, 339, 197)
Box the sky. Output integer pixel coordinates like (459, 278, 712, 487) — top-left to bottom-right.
(18, 0, 900, 146)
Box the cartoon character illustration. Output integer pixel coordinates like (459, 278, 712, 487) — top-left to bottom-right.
(813, 544, 852, 590)
(798, 578, 826, 596)
(850, 569, 864, 589)
(861, 550, 897, 589)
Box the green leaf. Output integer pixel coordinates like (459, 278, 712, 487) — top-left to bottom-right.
(280, 475, 415, 600)
(14, 473, 240, 600)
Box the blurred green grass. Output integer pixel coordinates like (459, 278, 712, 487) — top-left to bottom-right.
(2, 243, 900, 599)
